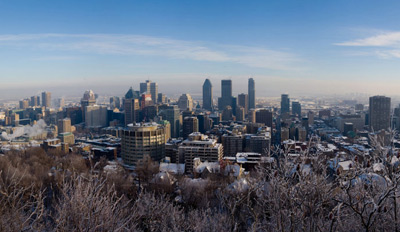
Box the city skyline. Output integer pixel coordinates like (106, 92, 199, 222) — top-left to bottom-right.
(2, 1, 400, 99)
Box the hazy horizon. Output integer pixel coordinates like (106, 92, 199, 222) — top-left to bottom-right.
(2, 1, 400, 99)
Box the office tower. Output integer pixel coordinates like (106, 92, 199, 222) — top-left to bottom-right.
(202, 79, 213, 111)
(238, 93, 248, 114)
(150, 82, 158, 104)
(58, 118, 72, 133)
(236, 106, 245, 121)
(281, 128, 289, 141)
(19, 99, 29, 109)
(125, 87, 140, 100)
(308, 111, 315, 125)
(140, 80, 158, 103)
(182, 117, 199, 139)
(159, 105, 180, 138)
(195, 113, 206, 133)
(30, 96, 40, 107)
(57, 98, 65, 108)
(218, 79, 234, 110)
(296, 127, 307, 142)
(140, 80, 150, 95)
(256, 109, 273, 128)
(178, 94, 194, 111)
(41, 92, 51, 108)
(343, 122, 354, 136)
(142, 105, 158, 122)
(179, 133, 223, 173)
(248, 78, 255, 109)
(85, 105, 108, 127)
(121, 123, 166, 165)
(248, 109, 256, 123)
(369, 96, 391, 131)
(110, 96, 121, 109)
(80, 90, 96, 122)
(292, 101, 301, 117)
(281, 94, 290, 115)
(124, 98, 140, 126)
(57, 118, 74, 145)
(222, 134, 243, 156)
(158, 93, 167, 104)
(221, 106, 233, 121)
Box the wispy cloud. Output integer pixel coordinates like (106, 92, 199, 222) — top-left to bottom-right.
(0, 33, 300, 70)
(335, 31, 400, 59)
(336, 31, 400, 47)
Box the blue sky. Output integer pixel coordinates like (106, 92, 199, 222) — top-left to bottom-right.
(1, 1, 400, 98)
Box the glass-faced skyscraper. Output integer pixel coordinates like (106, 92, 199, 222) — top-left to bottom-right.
(281, 94, 290, 115)
(369, 95, 391, 131)
(202, 79, 213, 111)
(218, 79, 235, 111)
(248, 78, 255, 110)
(140, 80, 158, 104)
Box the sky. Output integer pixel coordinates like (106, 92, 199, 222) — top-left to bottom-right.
(1, 0, 400, 99)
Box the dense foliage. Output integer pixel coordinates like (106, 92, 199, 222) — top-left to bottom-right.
(0, 134, 399, 231)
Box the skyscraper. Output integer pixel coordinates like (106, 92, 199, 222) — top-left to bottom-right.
(121, 123, 166, 165)
(292, 101, 301, 117)
(41, 91, 51, 108)
(159, 105, 180, 138)
(369, 96, 391, 131)
(238, 93, 248, 114)
(58, 118, 72, 133)
(81, 90, 96, 122)
(248, 78, 255, 109)
(202, 79, 213, 111)
(218, 79, 235, 111)
(124, 87, 140, 126)
(256, 109, 273, 128)
(281, 94, 290, 115)
(182, 116, 199, 139)
(140, 80, 158, 103)
(30, 96, 40, 107)
(178, 93, 194, 111)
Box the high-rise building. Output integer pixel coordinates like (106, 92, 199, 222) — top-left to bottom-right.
(256, 109, 273, 128)
(30, 96, 40, 107)
(41, 92, 51, 108)
(236, 106, 245, 122)
(178, 93, 194, 111)
(57, 98, 65, 108)
(218, 80, 235, 111)
(221, 106, 233, 121)
(202, 79, 213, 111)
(281, 94, 290, 115)
(248, 78, 255, 110)
(110, 96, 121, 109)
(157, 93, 167, 104)
(179, 133, 223, 173)
(159, 105, 180, 138)
(121, 122, 166, 166)
(369, 96, 391, 131)
(182, 117, 199, 139)
(123, 87, 140, 125)
(124, 98, 140, 126)
(19, 99, 29, 109)
(58, 118, 72, 133)
(85, 105, 108, 127)
(81, 90, 96, 122)
(292, 101, 301, 117)
(140, 80, 158, 103)
(238, 93, 248, 114)
(222, 134, 244, 156)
